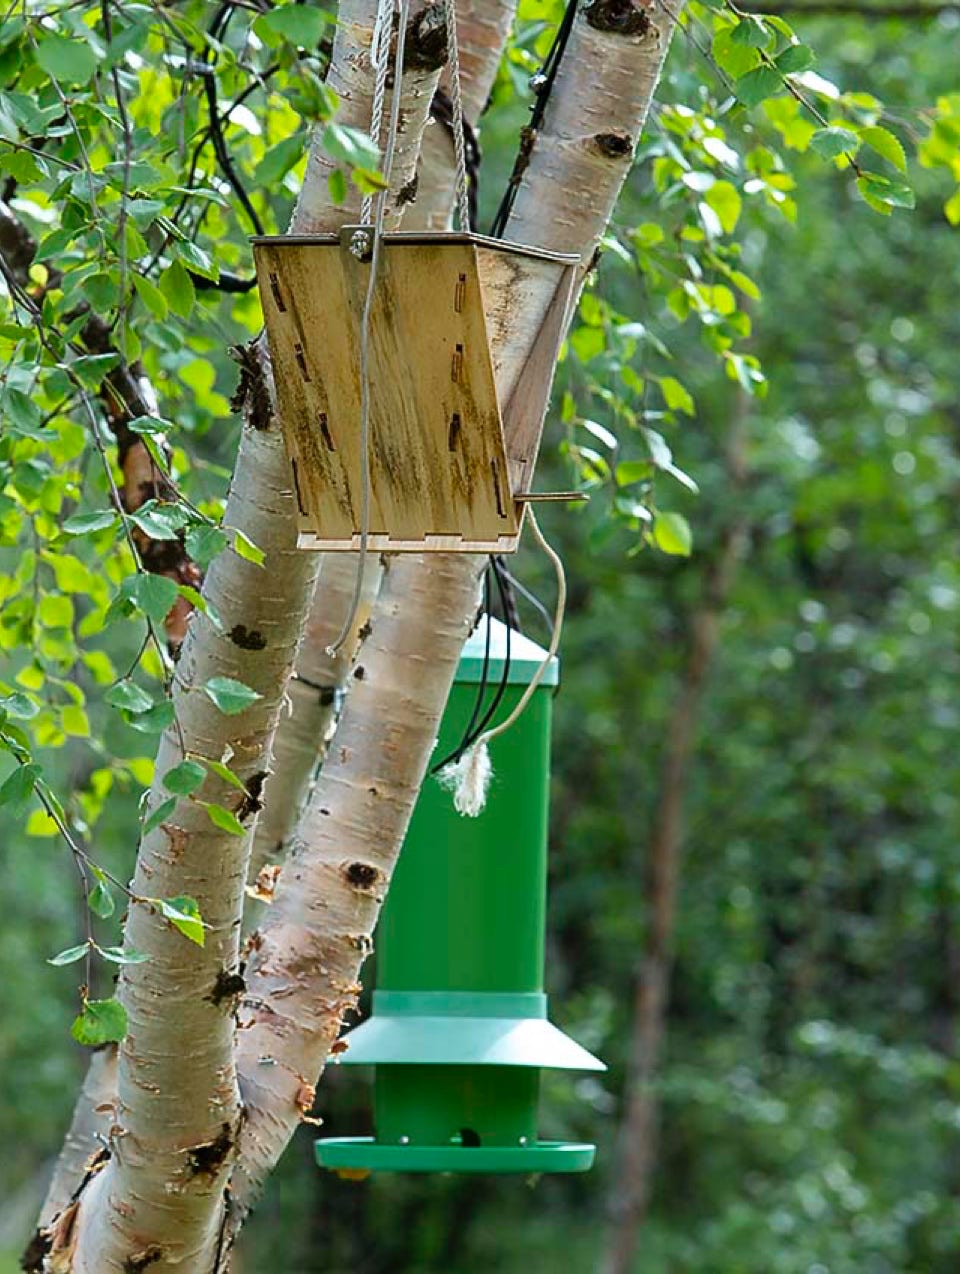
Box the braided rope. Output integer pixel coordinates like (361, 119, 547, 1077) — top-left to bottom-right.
(442, 0, 472, 231)
(328, 0, 412, 656)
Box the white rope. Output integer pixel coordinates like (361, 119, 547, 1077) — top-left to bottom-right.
(328, 0, 411, 656)
(439, 507, 567, 816)
(441, 0, 471, 231)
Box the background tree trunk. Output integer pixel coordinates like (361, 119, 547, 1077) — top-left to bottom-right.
(601, 405, 750, 1274)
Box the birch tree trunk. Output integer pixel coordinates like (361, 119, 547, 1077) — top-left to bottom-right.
(600, 406, 750, 1274)
(34, 1, 445, 1268)
(232, 0, 681, 1233)
(246, 0, 518, 894)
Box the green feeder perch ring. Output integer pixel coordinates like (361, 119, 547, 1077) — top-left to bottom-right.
(316, 1137, 596, 1175)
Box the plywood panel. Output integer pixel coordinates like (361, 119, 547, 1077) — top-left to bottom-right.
(253, 231, 578, 552)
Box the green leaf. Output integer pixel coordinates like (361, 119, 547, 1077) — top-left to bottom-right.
(72, 353, 121, 389)
(616, 460, 651, 487)
(130, 574, 179, 627)
(97, 946, 150, 965)
(660, 376, 696, 416)
(735, 66, 783, 109)
(127, 700, 176, 734)
(858, 125, 907, 173)
(63, 510, 118, 535)
(128, 415, 172, 437)
(132, 272, 169, 320)
(731, 16, 769, 47)
(71, 998, 128, 1046)
(48, 944, 89, 966)
(163, 760, 206, 797)
(704, 181, 742, 235)
(2, 693, 39, 721)
(775, 44, 815, 74)
(206, 802, 245, 836)
(810, 127, 859, 161)
(653, 511, 693, 557)
(205, 760, 248, 792)
(256, 3, 331, 46)
(176, 240, 219, 283)
(159, 260, 195, 319)
(129, 501, 190, 541)
(0, 763, 38, 812)
(35, 34, 97, 85)
(328, 168, 347, 205)
(857, 173, 915, 210)
(254, 134, 306, 186)
(203, 676, 262, 716)
(38, 593, 74, 629)
(945, 189, 960, 226)
(158, 896, 205, 946)
(143, 795, 177, 835)
(321, 123, 380, 171)
(185, 525, 228, 569)
(231, 528, 266, 567)
(88, 881, 115, 919)
(105, 680, 155, 714)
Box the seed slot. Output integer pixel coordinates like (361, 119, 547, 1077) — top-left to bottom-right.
(447, 412, 462, 451)
(454, 273, 466, 313)
(451, 343, 464, 384)
(268, 272, 286, 312)
(294, 342, 311, 383)
(318, 412, 336, 451)
(491, 459, 506, 519)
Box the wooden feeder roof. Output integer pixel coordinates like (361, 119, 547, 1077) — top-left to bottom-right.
(252, 228, 578, 553)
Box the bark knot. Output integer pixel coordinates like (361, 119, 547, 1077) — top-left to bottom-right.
(228, 623, 267, 650)
(593, 131, 635, 159)
(343, 860, 381, 891)
(238, 770, 267, 822)
(403, 2, 448, 71)
(583, 0, 652, 36)
(185, 1123, 233, 1177)
(123, 1246, 164, 1272)
(208, 966, 247, 1007)
(228, 341, 273, 430)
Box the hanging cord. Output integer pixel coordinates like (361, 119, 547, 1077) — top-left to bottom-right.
(488, 0, 578, 239)
(441, 0, 472, 231)
(327, 0, 410, 656)
(429, 88, 480, 231)
(438, 507, 566, 816)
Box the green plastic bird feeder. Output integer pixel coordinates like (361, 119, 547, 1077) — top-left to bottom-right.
(315, 617, 605, 1175)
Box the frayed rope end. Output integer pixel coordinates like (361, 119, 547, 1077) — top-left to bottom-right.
(436, 742, 492, 817)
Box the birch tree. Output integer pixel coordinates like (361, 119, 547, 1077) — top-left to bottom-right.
(0, 0, 941, 1268)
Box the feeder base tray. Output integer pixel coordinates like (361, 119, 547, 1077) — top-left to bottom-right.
(315, 1137, 595, 1175)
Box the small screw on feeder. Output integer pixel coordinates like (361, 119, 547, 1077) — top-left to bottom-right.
(316, 617, 605, 1176)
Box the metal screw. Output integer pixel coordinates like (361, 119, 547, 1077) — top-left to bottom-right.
(518, 1136, 529, 1146)
(529, 71, 547, 94)
(350, 229, 373, 261)
(398, 1135, 410, 1145)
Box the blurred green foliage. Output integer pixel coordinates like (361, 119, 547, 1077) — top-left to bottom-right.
(3, 0, 960, 1271)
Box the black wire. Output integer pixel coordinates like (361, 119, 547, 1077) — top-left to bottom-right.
(430, 565, 494, 774)
(467, 556, 513, 741)
(488, 0, 579, 239)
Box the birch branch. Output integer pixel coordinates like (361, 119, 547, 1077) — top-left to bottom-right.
(233, 0, 681, 1227)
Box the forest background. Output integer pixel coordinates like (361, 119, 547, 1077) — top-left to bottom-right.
(1, 0, 959, 1270)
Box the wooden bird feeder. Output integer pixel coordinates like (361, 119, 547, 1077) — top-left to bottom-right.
(252, 228, 578, 552)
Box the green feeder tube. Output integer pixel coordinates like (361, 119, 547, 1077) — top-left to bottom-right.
(316, 617, 604, 1175)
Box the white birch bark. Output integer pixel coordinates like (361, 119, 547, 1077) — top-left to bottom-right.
(232, 0, 681, 1228)
(38, 0, 446, 1267)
